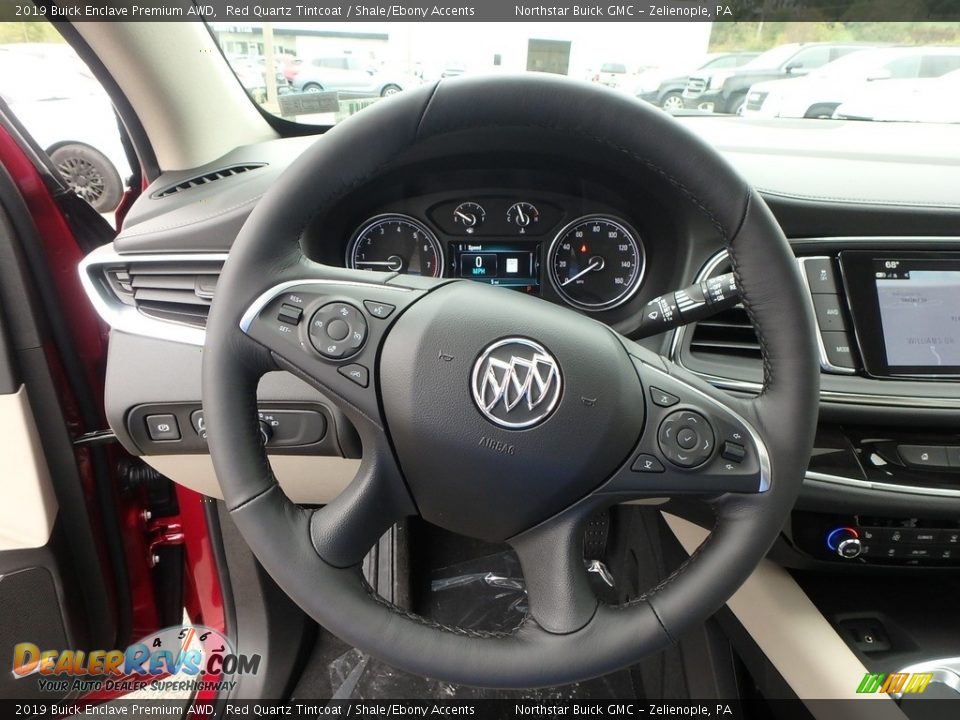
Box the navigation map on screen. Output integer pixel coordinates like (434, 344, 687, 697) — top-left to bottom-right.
(876, 268, 960, 368)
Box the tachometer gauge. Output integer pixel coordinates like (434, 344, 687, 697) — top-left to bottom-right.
(548, 215, 645, 311)
(348, 214, 443, 277)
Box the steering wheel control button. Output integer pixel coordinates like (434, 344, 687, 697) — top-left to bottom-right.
(338, 363, 369, 388)
(721, 441, 747, 464)
(631, 454, 665, 473)
(309, 302, 367, 360)
(277, 303, 303, 326)
(363, 300, 396, 319)
(649, 386, 680, 407)
(325, 318, 350, 342)
(676, 428, 698, 450)
(658, 410, 715, 468)
(146, 414, 180, 441)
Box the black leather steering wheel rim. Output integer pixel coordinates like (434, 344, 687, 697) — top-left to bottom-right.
(202, 75, 820, 688)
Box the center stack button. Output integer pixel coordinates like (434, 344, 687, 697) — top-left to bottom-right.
(309, 302, 368, 360)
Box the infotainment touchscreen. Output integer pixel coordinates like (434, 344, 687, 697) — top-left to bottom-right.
(840, 251, 960, 378)
(875, 261, 960, 369)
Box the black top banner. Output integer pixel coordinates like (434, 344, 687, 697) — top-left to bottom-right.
(4, 0, 960, 22)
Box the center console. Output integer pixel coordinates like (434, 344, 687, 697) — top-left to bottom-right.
(673, 237, 960, 572)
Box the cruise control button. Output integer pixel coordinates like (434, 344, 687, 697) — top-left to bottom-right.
(337, 363, 369, 388)
(277, 303, 303, 325)
(631, 454, 665, 473)
(649, 387, 679, 407)
(309, 302, 366, 359)
(326, 318, 350, 341)
(363, 300, 396, 319)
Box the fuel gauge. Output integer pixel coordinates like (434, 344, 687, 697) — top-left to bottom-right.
(453, 202, 485, 233)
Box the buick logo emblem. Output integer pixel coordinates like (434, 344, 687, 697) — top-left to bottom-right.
(471, 338, 562, 429)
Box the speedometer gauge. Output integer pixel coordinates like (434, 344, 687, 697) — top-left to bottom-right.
(547, 215, 645, 311)
(347, 214, 443, 277)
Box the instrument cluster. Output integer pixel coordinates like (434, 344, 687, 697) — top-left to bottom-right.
(345, 195, 648, 313)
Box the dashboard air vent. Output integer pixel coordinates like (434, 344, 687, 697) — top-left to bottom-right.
(103, 260, 222, 328)
(687, 262, 761, 362)
(152, 164, 265, 198)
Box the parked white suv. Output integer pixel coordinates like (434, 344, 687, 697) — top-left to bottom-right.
(744, 46, 960, 119)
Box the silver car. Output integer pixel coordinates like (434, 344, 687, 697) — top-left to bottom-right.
(290, 56, 410, 98)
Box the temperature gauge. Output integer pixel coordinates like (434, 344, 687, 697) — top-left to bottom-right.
(452, 202, 486, 233)
(506, 202, 539, 234)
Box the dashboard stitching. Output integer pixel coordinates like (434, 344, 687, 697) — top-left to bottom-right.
(757, 187, 960, 209)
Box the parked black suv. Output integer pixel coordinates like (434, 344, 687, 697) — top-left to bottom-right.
(682, 42, 871, 114)
(635, 51, 759, 110)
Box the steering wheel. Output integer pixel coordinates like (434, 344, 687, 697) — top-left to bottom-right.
(202, 75, 819, 688)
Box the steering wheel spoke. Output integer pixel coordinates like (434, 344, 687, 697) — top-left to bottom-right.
(238, 263, 436, 427)
(508, 506, 601, 635)
(310, 449, 415, 568)
(596, 341, 770, 498)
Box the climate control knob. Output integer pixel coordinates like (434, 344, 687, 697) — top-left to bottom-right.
(826, 527, 862, 558)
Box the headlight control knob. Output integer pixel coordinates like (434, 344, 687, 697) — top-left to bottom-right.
(826, 527, 862, 558)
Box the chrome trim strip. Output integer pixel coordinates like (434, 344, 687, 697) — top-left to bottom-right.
(78, 244, 228, 347)
(671, 245, 960, 410)
(797, 256, 856, 375)
(805, 470, 960, 499)
(239, 278, 412, 334)
(642, 362, 771, 493)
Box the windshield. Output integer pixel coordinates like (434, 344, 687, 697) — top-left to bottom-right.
(213, 21, 960, 126)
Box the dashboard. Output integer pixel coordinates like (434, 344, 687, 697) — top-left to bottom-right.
(79, 116, 960, 574)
